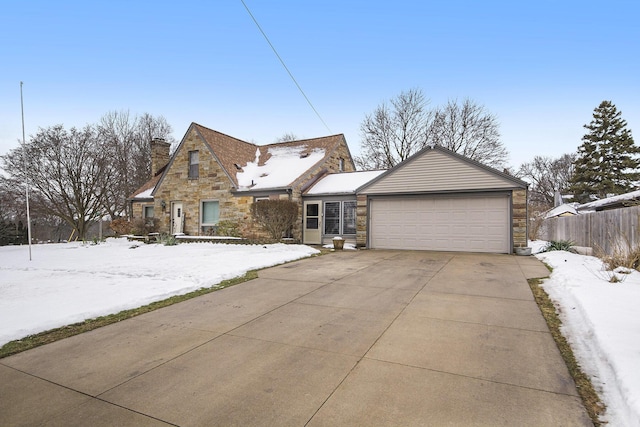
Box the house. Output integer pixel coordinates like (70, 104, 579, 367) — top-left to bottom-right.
(130, 123, 355, 239)
(130, 124, 528, 253)
(578, 189, 640, 212)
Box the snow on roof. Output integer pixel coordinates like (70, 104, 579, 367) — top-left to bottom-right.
(306, 170, 386, 195)
(132, 187, 154, 200)
(579, 189, 640, 210)
(544, 203, 578, 219)
(236, 145, 325, 190)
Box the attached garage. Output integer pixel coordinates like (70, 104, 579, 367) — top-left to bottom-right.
(357, 146, 528, 253)
(369, 194, 510, 252)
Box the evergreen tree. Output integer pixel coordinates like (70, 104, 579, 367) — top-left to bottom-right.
(570, 101, 639, 202)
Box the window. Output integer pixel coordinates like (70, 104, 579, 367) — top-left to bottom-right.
(339, 158, 345, 172)
(324, 202, 340, 235)
(143, 205, 154, 218)
(323, 201, 357, 235)
(322, 200, 356, 235)
(306, 203, 319, 229)
(343, 201, 356, 234)
(201, 200, 219, 226)
(188, 150, 199, 179)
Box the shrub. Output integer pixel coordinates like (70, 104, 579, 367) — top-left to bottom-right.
(216, 220, 241, 237)
(250, 199, 298, 241)
(130, 218, 159, 236)
(160, 234, 178, 246)
(543, 240, 575, 252)
(110, 217, 132, 235)
(600, 243, 640, 271)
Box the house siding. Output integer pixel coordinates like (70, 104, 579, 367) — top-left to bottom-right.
(356, 147, 528, 252)
(360, 150, 517, 195)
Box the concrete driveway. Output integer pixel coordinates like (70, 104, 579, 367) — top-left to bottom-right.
(0, 250, 592, 426)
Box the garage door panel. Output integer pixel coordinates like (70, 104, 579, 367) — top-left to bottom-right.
(370, 196, 510, 253)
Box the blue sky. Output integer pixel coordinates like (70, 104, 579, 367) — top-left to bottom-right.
(1, 0, 638, 168)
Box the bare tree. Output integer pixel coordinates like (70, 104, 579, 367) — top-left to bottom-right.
(98, 111, 175, 218)
(357, 91, 508, 170)
(274, 132, 299, 142)
(356, 88, 432, 169)
(518, 153, 576, 206)
(1, 125, 112, 240)
(428, 99, 508, 169)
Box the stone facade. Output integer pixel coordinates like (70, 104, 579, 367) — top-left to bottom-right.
(132, 125, 356, 241)
(355, 194, 368, 247)
(511, 188, 528, 249)
(152, 129, 255, 236)
(150, 139, 171, 178)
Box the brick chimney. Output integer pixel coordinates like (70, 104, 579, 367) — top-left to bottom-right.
(150, 138, 171, 178)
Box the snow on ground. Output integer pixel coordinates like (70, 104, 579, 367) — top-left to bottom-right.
(2, 237, 639, 424)
(0, 238, 319, 347)
(534, 243, 640, 426)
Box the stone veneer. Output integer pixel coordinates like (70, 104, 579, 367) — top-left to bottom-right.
(511, 188, 528, 249)
(153, 129, 253, 236)
(142, 129, 355, 240)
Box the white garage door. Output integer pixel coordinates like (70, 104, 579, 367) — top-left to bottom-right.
(370, 195, 510, 253)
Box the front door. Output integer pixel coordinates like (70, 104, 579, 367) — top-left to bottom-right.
(171, 202, 184, 234)
(303, 201, 321, 244)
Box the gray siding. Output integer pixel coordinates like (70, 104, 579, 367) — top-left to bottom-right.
(360, 150, 518, 194)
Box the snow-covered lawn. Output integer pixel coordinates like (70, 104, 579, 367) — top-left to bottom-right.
(534, 243, 640, 426)
(0, 238, 318, 347)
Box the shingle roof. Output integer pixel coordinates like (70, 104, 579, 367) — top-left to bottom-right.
(129, 123, 349, 198)
(192, 123, 346, 189)
(128, 165, 166, 200)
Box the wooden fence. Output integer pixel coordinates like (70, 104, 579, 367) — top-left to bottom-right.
(540, 206, 640, 255)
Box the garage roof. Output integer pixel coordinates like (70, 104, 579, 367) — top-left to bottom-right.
(358, 145, 527, 195)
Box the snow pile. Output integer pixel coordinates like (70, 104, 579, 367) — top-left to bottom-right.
(236, 146, 325, 190)
(536, 250, 640, 426)
(0, 238, 319, 346)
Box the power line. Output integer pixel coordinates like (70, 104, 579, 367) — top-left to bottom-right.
(239, 0, 332, 134)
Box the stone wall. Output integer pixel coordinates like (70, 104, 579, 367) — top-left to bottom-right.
(512, 188, 528, 249)
(355, 194, 368, 247)
(153, 129, 255, 236)
(151, 139, 171, 178)
(136, 131, 357, 241)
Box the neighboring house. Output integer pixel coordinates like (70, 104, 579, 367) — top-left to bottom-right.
(544, 203, 579, 219)
(130, 124, 528, 253)
(578, 189, 640, 212)
(541, 190, 640, 219)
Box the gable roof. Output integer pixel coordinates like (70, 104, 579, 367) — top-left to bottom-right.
(358, 145, 527, 194)
(545, 203, 579, 219)
(129, 164, 167, 201)
(190, 123, 349, 191)
(133, 123, 351, 198)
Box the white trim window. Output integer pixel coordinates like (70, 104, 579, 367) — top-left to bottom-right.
(201, 200, 220, 227)
(188, 150, 199, 179)
(143, 205, 155, 218)
(324, 200, 356, 235)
